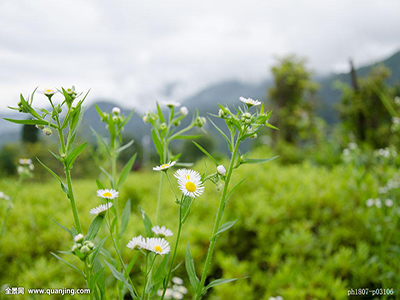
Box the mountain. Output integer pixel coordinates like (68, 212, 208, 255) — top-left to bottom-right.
(1, 50, 400, 147)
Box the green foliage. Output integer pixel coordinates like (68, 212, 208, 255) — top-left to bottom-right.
(337, 65, 396, 148)
(268, 55, 320, 144)
(0, 155, 398, 299)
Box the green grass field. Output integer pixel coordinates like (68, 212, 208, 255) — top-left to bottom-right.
(0, 149, 399, 299)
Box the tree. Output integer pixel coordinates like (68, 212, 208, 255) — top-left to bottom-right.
(268, 55, 319, 144)
(21, 123, 39, 144)
(337, 64, 393, 148)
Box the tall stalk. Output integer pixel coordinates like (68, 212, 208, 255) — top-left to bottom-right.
(196, 139, 240, 298)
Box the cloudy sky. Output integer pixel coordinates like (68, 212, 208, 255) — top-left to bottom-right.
(0, 0, 399, 112)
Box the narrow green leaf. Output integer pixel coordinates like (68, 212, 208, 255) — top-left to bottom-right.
(96, 180, 105, 190)
(139, 206, 153, 237)
(185, 243, 199, 291)
(146, 254, 168, 294)
(172, 135, 202, 140)
(100, 166, 113, 185)
(104, 261, 137, 299)
(53, 219, 72, 237)
(119, 109, 135, 129)
(89, 267, 105, 296)
(241, 155, 278, 165)
(65, 142, 87, 169)
(204, 278, 238, 291)
(208, 118, 232, 151)
(118, 153, 137, 189)
(51, 252, 83, 275)
(100, 248, 117, 266)
(116, 140, 134, 154)
(37, 158, 69, 196)
(4, 118, 49, 126)
(91, 127, 111, 156)
(86, 215, 104, 241)
(156, 102, 165, 123)
(192, 141, 218, 166)
(119, 199, 131, 237)
(226, 178, 246, 202)
(91, 236, 108, 264)
(211, 220, 238, 240)
(151, 129, 163, 160)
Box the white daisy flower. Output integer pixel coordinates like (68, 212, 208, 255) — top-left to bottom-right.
(217, 165, 226, 176)
(97, 189, 119, 199)
(172, 277, 183, 285)
(153, 161, 176, 171)
(112, 107, 121, 115)
(152, 225, 173, 237)
(239, 96, 261, 107)
(144, 237, 170, 255)
(174, 169, 205, 198)
(385, 199, 394, 207)
(366, 199, 375, 207)
(175, 285, 187, 294)
(90, 202, 113, 215)
(127, 235, 145, 250)
(180, 106, 189, 116)
(74, 233, 84, 243)
(157, 288, 173, 299)
(19, 158, 32, 165)
(162, 101, 181, 108)
(172, 291, 183, 299)
(375, 198, 382, 208)
(40, 88, 57, 97)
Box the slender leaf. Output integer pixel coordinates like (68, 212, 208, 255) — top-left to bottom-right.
(139, 206, 153, 237)
(4, 118, 50, 126)
(226, 178, 246, 202)
(119, 199, 131, 237)
(116, 140, 134, 154)
(208, 118, 232, 151)
(96, 180, 105, 190)
(104, 260, 137, 299)
(241, 155, 278, 165)
(204, 278, 238, 291)
(118, 153, 137, 189)
(91, 236, 108, 264)
(185, 243, 199, 291)
(151, 129, 163, 160)
(65, 142, 87, 169)
(211, 220, 238, 240)
(156, 102, 165, 123)
(172, 135, 202, 140)
(86, 215, 104, 241)
(53, 219, 72, 237)
(51, 252, 83, 275)
(192, 141, 218, 166)
(37, 158, 69, 196)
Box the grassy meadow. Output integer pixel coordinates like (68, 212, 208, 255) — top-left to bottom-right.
(1, 146, 398, 299)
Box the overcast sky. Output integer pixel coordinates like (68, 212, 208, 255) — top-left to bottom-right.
(0, 0, 399, 112)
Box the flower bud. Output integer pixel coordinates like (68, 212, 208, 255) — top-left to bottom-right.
(84, 241, 95, 249)
(217, 165, 226, 176)
(42, 128, 52, 136)
(74, 234, 84, 243)
(195, 116, 206, 127)
(80, 245, 91, 254)
(72, 243, 82, 251)
(250, 133, 258, 139)
(180, 106, 188, 116)
(112, 107, 121, 115)
(112, 116, 119, 122)
(36, 125, 44, 130)
(143, 116, 149, 123)
(160, 123, 167, 130)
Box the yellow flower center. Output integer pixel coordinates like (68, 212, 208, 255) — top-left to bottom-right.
(161, 164, 169, 168)
(185, 182, 196, 192)
(154, 245, 162, 253)
(46, 90, 53, 93)
(103, 192, 112, 198)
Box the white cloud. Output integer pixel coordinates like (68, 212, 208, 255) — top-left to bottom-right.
(0, 0, 399, 112)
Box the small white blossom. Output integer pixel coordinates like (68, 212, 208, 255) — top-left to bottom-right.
(172, 277, 183, 285)
(152, 226, 173, 237)
(180, 106, 188, 116)
(127, 235, 146, 250)
(90, 202, 113, 215)
(217, 165, 226, 176)
(19, 158, 32, 165)
(174, 169, 205, 198)
(239, 96, 261, 107)
(144, 237, 170, 255)
(172, 291, 183, 299)
(97, 189, 119, 199)
(385, 199, 394, 207)
(112, 107, 121, 115)
(153, 161, 176, 172)
(375, 198, 382, 208)
(366, 199, 375, 207)
(74, 234, 84, 243)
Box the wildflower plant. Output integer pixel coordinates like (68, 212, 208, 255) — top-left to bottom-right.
(183, 97, 277, 299)
(143, 101, 205, 224)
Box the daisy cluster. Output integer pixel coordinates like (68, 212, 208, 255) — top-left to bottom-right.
(17, 158, 34, 177)
(127, 235, 170, 255)
(218, 96, 273, 140)
(157, 277, 188, 299)
(71, 234, 95, 257)
(366, 198, 394, 208)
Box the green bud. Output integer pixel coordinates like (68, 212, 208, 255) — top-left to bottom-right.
(160, 123, 167, 130)
(250, 133, 258, 139)
(80, 245, 91, 254)
(42, 128, 52, 136)
(35, 125, 45, 130)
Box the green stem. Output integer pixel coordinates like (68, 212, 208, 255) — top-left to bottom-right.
(155, 172, 164, 224)
(196, 140, 240, 299)
(142, 254, 157, 299)
(111, 143, 120, 246)
(65, 169, 82, 234)
(106, 207, 139, 299)
(165, 172, 178, 200)
(161, 205, 183, 300)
